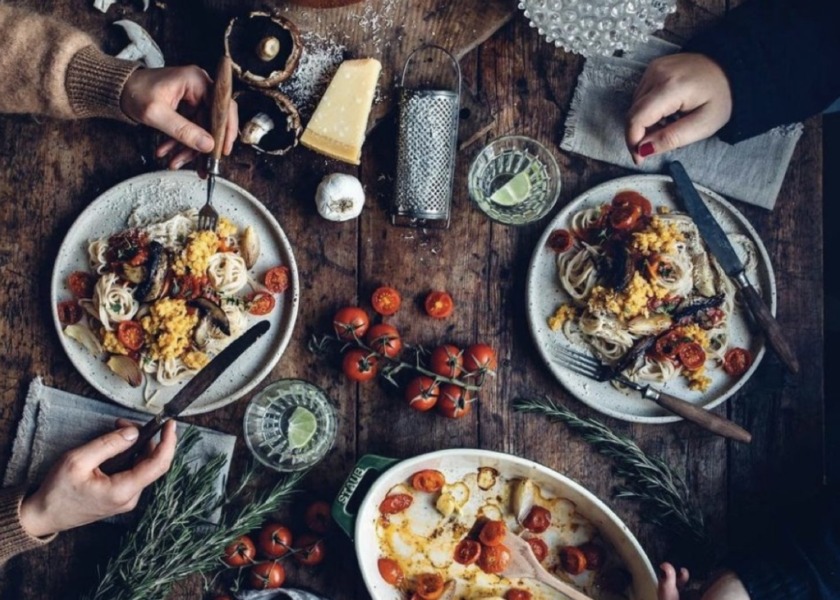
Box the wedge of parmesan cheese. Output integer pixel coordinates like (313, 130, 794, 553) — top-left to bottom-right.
(300, 58, 382, 165)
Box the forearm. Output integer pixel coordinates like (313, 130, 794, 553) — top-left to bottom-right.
(685, 0, 840, 143)
(0, 5, 139, 120)
(0, 488, 56, 566)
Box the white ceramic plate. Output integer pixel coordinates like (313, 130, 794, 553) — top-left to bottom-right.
(350, 449, 658, 600)
(526, 175, 775, 423)
(51, 171, 299, 416)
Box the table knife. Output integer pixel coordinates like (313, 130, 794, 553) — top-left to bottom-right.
(100, 320, 271, 475)
(667, 161, 800, 374)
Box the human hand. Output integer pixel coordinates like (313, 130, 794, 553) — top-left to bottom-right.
(120, 66, 238, 170)
(18, 419, 177, 538)
(625, 53, 733, 164)
(659, 562, 690, 600)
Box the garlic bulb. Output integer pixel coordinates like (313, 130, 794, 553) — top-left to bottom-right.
(315, 173, 365, 221)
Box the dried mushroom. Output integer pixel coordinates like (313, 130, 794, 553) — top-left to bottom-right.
(234, 89, 302, 155)
(224, 12, 302, 87)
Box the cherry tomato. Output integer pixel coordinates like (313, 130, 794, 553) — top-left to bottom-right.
(437, 385, 472, 419)
(258, 523, 292, 559)
(505, 590, 533, 600)
(411, 469, 446, 493)
(463, 344, 498, 376)
(478, 520, 507, 547)
(613, 190, 653, 216)
(559, 546, 588, 575)
(57, 300, 83, 326)
(366, 323, 403, 358)
(304, 500, 332, 534)
(247, 291, 276, 316)
(424, 291, 454, 319)
(249, 561, 285, 589)
(579, 542, 604, 570)
(222, 535, 256, 567)
(333, 306, 370, 341)
(380, 493, 413, 515)
(453, 539, 482, 565)
(677, 341, 706, 371)
(371, 286, 402, 316)
(174, 274, 208, 300)
(405, 376, 439, 412)
(68, 271, 96, 299)
(264, 266, 290, 294)
(294, 534, 325, 566)
(522, 506, 551, 533)
(609, 202, 642, 231)
(724, 347, 752, 377)
(127, 246, 149, 267)
(477, 544, 511, 574)
(547, 229, 574, 253)
(429, 345, 463, 378)
(117, 320, 145, 351)
(526, 537, 548, 563)
(377, 557, 404, 586)
(653, 331, 682, 361)
(342, 349, 378, 382)
(415, 572, 445, 600)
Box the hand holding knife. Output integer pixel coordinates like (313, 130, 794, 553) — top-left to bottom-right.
(667, 161, 800, 374)
(100, 320, 270, 475)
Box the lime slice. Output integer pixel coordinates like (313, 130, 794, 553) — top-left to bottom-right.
(286, 406, 318, 450)
(490, 166, 533, 206)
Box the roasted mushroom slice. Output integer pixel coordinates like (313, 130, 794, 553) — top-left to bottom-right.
(190, 297, 231, 337)
(235, 89, 302, 155)
(134, 242, 169, 303)
(225, 12, 302, 87)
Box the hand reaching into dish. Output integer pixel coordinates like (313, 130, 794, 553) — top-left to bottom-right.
(625, 53, 733, 165)
(18, 419, 177, 538)
(658, 563, 750, 600)
(120, 66, 239, 170)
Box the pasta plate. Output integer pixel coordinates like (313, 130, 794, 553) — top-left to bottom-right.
(51, 171, 299, 415)
(526, 175, 774, 423)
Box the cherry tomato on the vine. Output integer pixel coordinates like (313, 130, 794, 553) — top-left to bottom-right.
(371, 286, 402, 316)
(264, 266, 291, 294)
(410, 469, 446, 493)
(294, 534, 326, 566)
(377, 557, 404, 586)
(342, 349, 378, 382)
(405, 376, 439, 412)
(257, 523, 292, 559)
(222, 535, 256, 567)
(304, 500, 332, 534)
(366, 323, 403, 358)
(424, 291, 454, 319)
(333, 306, 370, 341)
(437, 384, 472, 419)
(429, 345, 463, 378)
(249, 561, 285, 589)
(463, 344, 497, 376)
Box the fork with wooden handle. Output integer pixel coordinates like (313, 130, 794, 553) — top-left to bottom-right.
(502, 533, 594, 600)
(198, 53, 233, 231)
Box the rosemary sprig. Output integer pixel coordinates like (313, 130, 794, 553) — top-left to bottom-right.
(85, 428, 303, 600)
(513, 396, 710, 549)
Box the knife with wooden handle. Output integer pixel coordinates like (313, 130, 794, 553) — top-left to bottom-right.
(99, 320, 270, 475)
(667, 161, 800, 374)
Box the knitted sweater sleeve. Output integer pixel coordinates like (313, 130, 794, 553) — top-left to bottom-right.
(0, 5, 140, 121)
(0, 488, 56, 566)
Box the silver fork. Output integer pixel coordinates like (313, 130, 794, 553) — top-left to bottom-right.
(551, 345, 752, 443)
(199, 54, 233, 231)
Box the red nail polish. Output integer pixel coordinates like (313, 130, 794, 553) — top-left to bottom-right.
(639, 142, 655, 157)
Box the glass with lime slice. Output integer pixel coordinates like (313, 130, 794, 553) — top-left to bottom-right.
(244, 380, 337, 472)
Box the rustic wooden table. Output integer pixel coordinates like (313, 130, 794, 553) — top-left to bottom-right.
(0, 0, 824, 598)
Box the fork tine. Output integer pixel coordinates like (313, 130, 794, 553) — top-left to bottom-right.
(550, 346, 605, 380)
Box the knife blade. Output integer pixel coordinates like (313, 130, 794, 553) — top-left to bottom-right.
(667, 161, 799, 374)
(100, 319, 271, 475)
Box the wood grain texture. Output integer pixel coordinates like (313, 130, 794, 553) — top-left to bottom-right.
(0, 0, 825, 598)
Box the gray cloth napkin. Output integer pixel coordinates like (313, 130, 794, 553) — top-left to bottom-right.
(560, 37, 803, 210)
(3, 378, 236, 523)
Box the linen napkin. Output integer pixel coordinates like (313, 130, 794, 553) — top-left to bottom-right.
(560, 37, 803, 210)
(3, 378, 236, 523)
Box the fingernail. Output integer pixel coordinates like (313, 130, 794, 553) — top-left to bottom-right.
(120, 427, 139, 441)
(172, 159, 185, 170)
(639, 141, 655, 157)
(197, 135, 214, 153)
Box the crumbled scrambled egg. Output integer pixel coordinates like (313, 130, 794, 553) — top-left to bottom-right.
(687, 365, 712, 392)
(217, 217, 237, 240)
(678, 323, 710, 348)
(183, 351, 209, 370)
(141, 298, 198, 361)
(548, 304, 577, 331)
(631, 217, 683, 255)
(587, 272, 672, 321)
(173, 230, 219, 276)
(102, 330, 129, 355)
